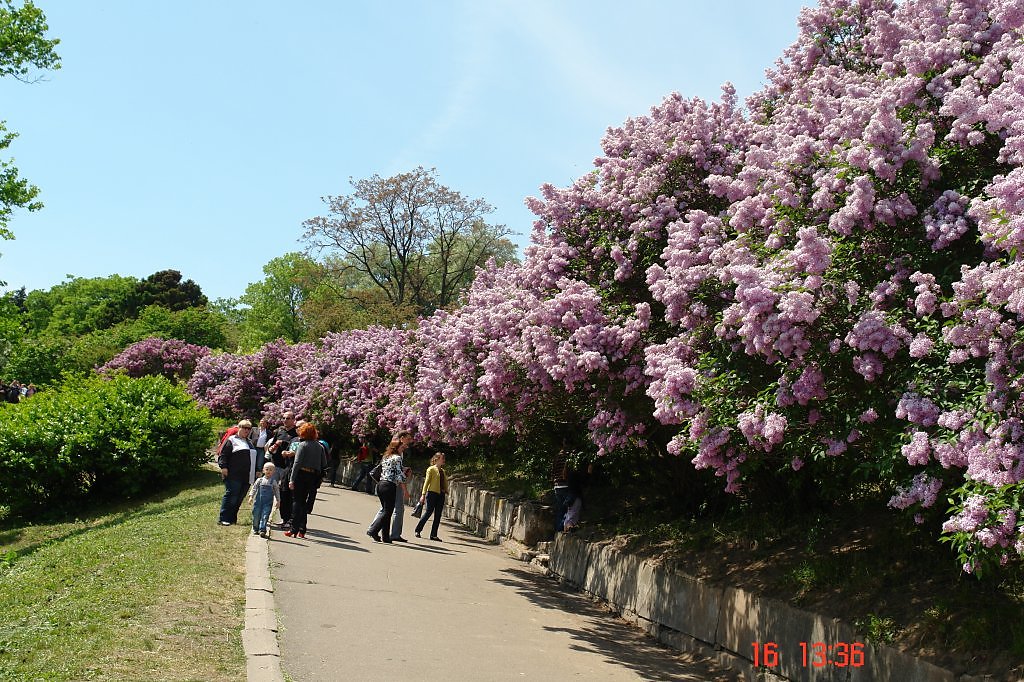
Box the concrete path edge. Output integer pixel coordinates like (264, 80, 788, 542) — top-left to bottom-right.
(244, 533, 285, 682)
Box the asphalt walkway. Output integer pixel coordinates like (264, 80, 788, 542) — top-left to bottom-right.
(261, 484, 737, 681)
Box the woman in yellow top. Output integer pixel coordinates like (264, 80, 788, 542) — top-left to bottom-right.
(414, 452, 448, 541)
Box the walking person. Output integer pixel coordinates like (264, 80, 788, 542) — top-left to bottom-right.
(366, 432, 412, 543)
(284, 422, 328, 539)
(217, 420, 258, 526)
(249, 462, 280, 538)
(350, 440, 374, 493)
(305, 436, 331, 513)
(414, 452, 448, 541)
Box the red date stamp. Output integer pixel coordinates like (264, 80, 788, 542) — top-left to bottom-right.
(752, 641, 866, 668)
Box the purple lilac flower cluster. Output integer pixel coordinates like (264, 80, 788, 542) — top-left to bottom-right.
(98, 337, 210, 382)
(175, 0, 1023, 572)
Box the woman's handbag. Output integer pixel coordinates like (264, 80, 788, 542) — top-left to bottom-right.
(411, 500, 424, 518)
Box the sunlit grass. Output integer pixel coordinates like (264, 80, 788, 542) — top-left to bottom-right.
(0, 467, 248, 681)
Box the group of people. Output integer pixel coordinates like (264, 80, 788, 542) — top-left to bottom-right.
(216, 411, 328, 539)
(216, 416, 450, 544)
(1, 381, 36, 403)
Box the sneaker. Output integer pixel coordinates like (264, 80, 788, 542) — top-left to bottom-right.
(284, 530, 295, 537)
(259, 530, 267, 538)
(430, 536, 442, 542)
(415, 532, 421, 538)
(297, 531, 306, 539)
(391, 536, 407, 543)
(366, 531, 381, 542)
(219, 521, 231, 526)
(252, 530, 259, 535)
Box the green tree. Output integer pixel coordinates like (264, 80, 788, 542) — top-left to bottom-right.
(236, 253, 319, 349)
(130, 269, 208, 313)
(22, 274, 138, 336)
(128, 304, 226, 348)
(302, 167, 517, 317)
(0, 0, 60, 241)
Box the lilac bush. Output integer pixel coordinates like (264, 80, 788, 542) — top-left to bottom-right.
(524, 0, 1024, 572)
(176, 0, 1024, 573)
(186, 339, 291, 418)
(98, 336, 210, 383)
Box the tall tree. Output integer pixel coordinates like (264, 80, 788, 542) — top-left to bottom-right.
(236, 253, 318, 349)
(0, 0, 60, 241)
(302, 167, 517, 317)
(131, 269, 208, 313)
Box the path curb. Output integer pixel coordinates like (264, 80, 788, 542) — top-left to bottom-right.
(243, 533, 285, 682)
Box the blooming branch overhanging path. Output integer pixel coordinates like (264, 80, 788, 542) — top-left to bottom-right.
(265, 486, 734, 681)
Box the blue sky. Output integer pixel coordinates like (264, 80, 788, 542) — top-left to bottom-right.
(0, 0, 812, 302)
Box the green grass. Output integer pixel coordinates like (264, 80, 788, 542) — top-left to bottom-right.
(0, 467, 248, 681)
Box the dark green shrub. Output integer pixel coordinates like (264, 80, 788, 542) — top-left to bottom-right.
(0, 374, 215, 517)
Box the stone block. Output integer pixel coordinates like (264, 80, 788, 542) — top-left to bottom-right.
(847, 641, 956, 682)
(646, 564, 722, 645)
(717, 586, 849, 682)
(246, 655, 285, 682)
(246, 588, 275, 611)
(246, 548, 268, 577)
(242, 627, 280, 657)
(580, 542, 643, 614)
(549, 533, 590, 584)
(512, 503, 553, 545)
(248, 576, 273, 593)
(245, 607, 278, 631)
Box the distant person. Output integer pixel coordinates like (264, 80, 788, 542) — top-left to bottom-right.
(350, 440, 374, 493)
(561, 462, 592, 533)
(253, 417, 273, 468)
(326, 438, 344, 487)
(284, 422, 328, 539)
(414, 452, 448, 541)
(552, 445, 572, 534)
(217, 420, 258, 526)
(249, 462, 280, 538)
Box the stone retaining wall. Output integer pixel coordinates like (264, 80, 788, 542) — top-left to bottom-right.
(336, 459, 981, 681)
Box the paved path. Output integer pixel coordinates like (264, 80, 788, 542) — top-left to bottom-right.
(267, 485, 737, 681)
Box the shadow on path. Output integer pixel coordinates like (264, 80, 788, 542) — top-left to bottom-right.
(275, 528, 369, 553)
(491, 567, 738, 682)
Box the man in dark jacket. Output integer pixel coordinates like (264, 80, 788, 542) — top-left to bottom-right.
(266, 412, 298, 528)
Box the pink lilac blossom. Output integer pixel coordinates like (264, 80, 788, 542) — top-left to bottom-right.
(173, 0, 1024, 573)
(888, 472, 943, 510)
(99, 337, 210, 382)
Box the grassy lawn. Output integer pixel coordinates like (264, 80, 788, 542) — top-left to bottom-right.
(0, 467, 249, 682)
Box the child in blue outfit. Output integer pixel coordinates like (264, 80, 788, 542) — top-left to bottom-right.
(249, 462, 280, 538)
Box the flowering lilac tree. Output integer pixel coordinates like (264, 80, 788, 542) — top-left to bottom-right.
(98, 337, 210, 383)
(186, 339, 292, 419)
(565, 0, 1024, 573)
(175, 0, 1024, 574)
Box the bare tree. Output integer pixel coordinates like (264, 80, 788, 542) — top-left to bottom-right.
(302, 167, 516, 315)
